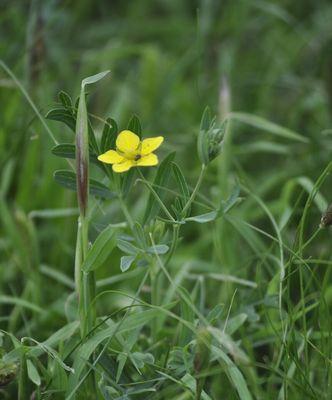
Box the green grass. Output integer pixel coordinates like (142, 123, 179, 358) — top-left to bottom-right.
(1, 1, 332, 399)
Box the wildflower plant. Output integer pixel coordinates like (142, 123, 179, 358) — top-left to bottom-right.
(1, 3, 331, 399)
(41, 72, 246, 399)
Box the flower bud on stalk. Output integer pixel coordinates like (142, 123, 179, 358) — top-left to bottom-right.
(197, 106, 227, 166)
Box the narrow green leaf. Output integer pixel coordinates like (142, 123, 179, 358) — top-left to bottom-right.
(143, 152, 175, 223)
(230, 112, 309, 143)
(53, 170, 116, 200)
(211, 344, 253, 400)
(26, 359, 41, 386)
(146, 244, 169, 255)
(117, 238, 140, 255)
(101, 117, 117, 153)
(221, 185, 241, 214)
(0, 295, 43, 314)
(130, 352, 154, 370)
(82, 225, 117, 272)
(181, 373, 212, 400)
(46, 108, 76, 132)
(172, 162, 190, 213)
(58, 91, 73, 110)
(52, 143, 76, 159)
(185, 211, 218, 223)
(121, 169, 136, 198)
(197, 106, 211, 165)
(52, 143, 100, 165)
(224, 313, 247, 335)
(81, 70, 110, 88)
(127, 114, 142, 138)
(67, 310, 161, 397)
(120, 255, 136, 272)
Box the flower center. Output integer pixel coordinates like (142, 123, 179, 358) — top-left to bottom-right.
(134, 154, 142, 161)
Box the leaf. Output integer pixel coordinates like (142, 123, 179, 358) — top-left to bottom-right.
(121, 169, 136, 198)
(66, 310, 161, 398)
(58, 90, 73, 110)
(81, 70, 110, 88)
(117, 238, 140, 255)
(206, 304, 223, 324)
(0, 295, 43, 314)
(143, 152, 175, 223)
(52, 144, 100, 165)
(221, 184, 241, 214)
(46, 108, 76, 132)
(181, 373, 212, 400)
(101, 117, 117, 153)
(171, 162, 190, 214)
(230, 112, 308, 143)
(224, 313, 247, 335)
(53, 170, 116, 200)
(52, 143, 76, 159)
(40, 264, 75, 289)
(22, 337, 73, 373)
(197, 106, 211, 165)
(130, 352, 154, 371)
(146, 244, 169, 255)
(26, 359, 41, 386)
(178, 287, 195, 346)
(210, 345, 253, 400)
(82, 225, 117, 272)
(120, 255, 136, 272)
(132, 222, 147, 249)
(236, 140, 290, 155)
(185, 211, 218, 223)
(127, 114, 142, 138)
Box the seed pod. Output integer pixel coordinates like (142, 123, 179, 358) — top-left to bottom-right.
(320, 203, 332, 228)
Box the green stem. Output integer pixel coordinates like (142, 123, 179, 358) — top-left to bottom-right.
(182, 165, 206, 215)
(18, 353, 28, 400)
(137, 169, 175, 221)
(150, 261, 159, 341)
(74, 221, 84, 337)
(80, 215, 96, 337)
(118, 194, 135, 231)
(165, 225, 180, 267)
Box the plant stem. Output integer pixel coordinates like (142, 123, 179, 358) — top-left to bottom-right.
(137, 169, 175, 221)
(182, 164, 206, 215)
(165, 224, 180, 267)
(118, 194, 135, 231)
(150, 261, 159, 342)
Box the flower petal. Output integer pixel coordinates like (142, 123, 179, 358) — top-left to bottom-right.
(116, 130, 140, 154)
(112, 160, 134, 173)
(141, 136, 164, 155)
(98, 150, 124, 164)
(136, 153, 158, 167)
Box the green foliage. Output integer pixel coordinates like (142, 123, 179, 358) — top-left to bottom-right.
(1, 1, 332, 399)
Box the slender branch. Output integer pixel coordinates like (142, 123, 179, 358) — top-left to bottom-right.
(137, 169, 175, 221)
(182, 164, 206, 215)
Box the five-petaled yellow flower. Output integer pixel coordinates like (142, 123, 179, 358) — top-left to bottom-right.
(98, 130, 164, 173)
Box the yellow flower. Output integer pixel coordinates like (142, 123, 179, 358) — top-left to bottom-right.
(98, 130, 164, 173)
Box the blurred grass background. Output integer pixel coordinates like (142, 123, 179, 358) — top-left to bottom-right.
(1, 0, 332, 399)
